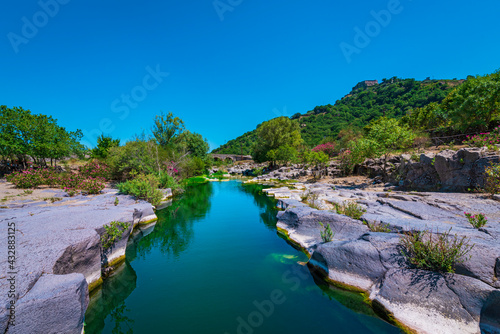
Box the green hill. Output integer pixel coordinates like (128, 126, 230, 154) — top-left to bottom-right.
(213, 77, 463, 154)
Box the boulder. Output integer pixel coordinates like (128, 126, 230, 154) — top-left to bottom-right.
(371, 268, 494, 334)
(9, 274, 88, 334)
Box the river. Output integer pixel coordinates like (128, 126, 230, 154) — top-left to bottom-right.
(85, 181, 401, 334)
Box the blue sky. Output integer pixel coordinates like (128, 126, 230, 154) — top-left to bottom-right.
(1, 0, 499, 150)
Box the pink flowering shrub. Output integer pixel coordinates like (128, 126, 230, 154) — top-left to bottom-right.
(464, 212, 487, 228)
(79, 160, 111, 180)
(464, 127, 500, 148)
(78, 177, 106, 194)
(312, 142, 337, 157)
(6, 169, 43, 188)
(7, 161, 108, 195)
(339, 150, 355, 175)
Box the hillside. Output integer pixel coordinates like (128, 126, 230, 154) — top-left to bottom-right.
(213, 77, 463, 154)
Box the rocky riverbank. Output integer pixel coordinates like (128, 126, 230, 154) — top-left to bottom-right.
(228, 147, 499, 193)
(0, 183, 160, 334)
(255, 181, 500, 334)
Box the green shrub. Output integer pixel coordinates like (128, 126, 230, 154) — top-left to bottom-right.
(400, 229, 474, 273)
(159, 171, 183, 194)
(117, 174, 163, 206)
(181, 156, 206, 178)
(318, 222, 334, 242)
(101, 221, 130, 249)
(367, 221, 391, 232)
(484, 163, 500, 196)
(106, 140, 163, 180)
(334, 201, 366, 220)
(253, 167, 264, 176)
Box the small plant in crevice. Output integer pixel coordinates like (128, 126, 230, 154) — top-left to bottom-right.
(43, 197, 62, 203)
(319, 222, 334, 242)
(484, 163, 500, 196)
(306, 192, 321, 209)
(464, 212, 487, 229)
(399, 228, 474, 273)
(367, 221, 391, 233)
(334, 200, 366, 220)
(114, 197, 119, 206)
(100, 221, 131, 249)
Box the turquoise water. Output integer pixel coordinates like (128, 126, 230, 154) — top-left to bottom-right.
(85, 181, 401, 334)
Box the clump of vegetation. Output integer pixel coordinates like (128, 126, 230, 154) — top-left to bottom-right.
(43, 197, 62, 203)
(301, 191, 321, 209)
(366, 221, 391, 232)
(253, 167, 264, 176)
(114, 197, 119, 206)
(117, 174, 163, 206)
(23, 189, 33, 195)
(334, 201, 366, 220)
(484, 163, 500, 196)
(101, 221, 130, 249)
(465, 128, 500, 149)
(319, 222, 334, 242)
(464, 212, 487, 229)
(64, 187, 78, 197)
(400, 229, 474, 273)
(6, 161, 107, 194)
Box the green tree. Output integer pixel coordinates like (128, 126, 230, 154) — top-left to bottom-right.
(152, 111, 185, 148)
(179, 131, 209, 159)
(443, 71, 500, 131)
(252, 117, 303, 163)
(266, 145, 298, 166)
(92, 134, 120, 159)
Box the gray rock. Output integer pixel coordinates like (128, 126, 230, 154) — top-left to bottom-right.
(9, 274, 88, 334)
(371, 268, 489, 334)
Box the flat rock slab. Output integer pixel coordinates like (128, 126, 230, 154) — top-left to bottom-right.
(0, 190, 155, 333)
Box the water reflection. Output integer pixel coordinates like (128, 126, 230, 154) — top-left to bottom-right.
(85, 261, 137, 334)
(129, 182, 213, 261)
(238, 183, 279, 230)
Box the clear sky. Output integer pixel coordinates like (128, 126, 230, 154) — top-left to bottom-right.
(1, 0, 499, 150)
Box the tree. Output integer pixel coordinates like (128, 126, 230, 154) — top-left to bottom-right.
(91, 134, 120, 159)
(365, 117, 415, 175)
(252, 117, 303, 163)
(443, 71, 500, 131)
(152, 111, 185, 148)
(178, 131, 209, 159)
(0, 106, 84, 166)
(266, 145, 298, 166)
